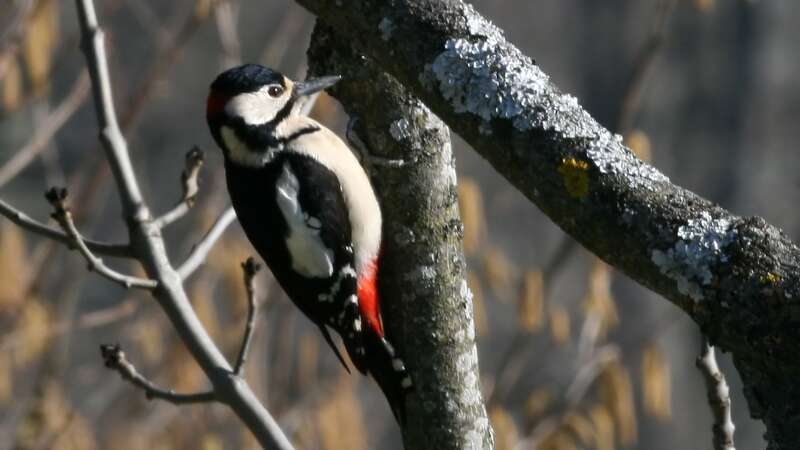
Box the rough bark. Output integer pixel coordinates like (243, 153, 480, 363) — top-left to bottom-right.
(308, 22, 493, 450)
(292, 1, 800, 448)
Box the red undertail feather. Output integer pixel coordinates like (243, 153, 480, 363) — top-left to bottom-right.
(357, 260, 383, 337)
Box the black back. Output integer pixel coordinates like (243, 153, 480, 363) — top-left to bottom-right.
(225, 151, 368, 371)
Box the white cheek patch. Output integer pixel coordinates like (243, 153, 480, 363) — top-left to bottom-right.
(225, 86, 287, 126)
(275, 162, 334, 278)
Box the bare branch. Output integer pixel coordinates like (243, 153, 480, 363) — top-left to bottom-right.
(696, 337, 736, 450)
(75, 0, 147, 219)
(100, 344, 216, 404)
(234, 257, 262, 376)
(0, 70, 91, 188)
(45, 187, 157, 290)
(61, 1, 294, 448)
(152, 147, 205, 229)
(0, 197, 131, 257)
(177, 206, 237, 280)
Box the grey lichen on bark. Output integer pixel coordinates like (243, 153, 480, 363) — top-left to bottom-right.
(308, 21, 493, 450)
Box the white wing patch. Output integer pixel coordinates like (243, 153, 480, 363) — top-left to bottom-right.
(276, 162, 334, 278)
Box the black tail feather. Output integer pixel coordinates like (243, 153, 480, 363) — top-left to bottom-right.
(363, 331, 413, 425)
(318, 324, 351, 374)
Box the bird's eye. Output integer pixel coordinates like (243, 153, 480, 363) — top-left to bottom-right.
(267, 86, 283, 97)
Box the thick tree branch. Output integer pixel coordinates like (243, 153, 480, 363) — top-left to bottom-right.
(152, 147, 205, 229)
(234, 257, 261, 376)
(697, 337, 736, 450)
(308, 23, 493, 449)
(45, 187, 157, 290)
(0, 197, 131, 257)
(293, 1, 800, 448)
(100, 344, 216, 404)
(177, 206, 237, 280)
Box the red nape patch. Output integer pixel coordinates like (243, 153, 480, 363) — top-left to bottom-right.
(206, 90, 230, 117)
(357, 260, 384, 337)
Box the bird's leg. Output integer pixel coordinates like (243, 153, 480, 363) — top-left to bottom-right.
(346, 116, 411, 174)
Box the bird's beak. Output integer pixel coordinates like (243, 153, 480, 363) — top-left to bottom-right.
(293, 76, 341, 97)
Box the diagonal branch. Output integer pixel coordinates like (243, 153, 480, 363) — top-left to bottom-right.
(0, 70, 91, 188)
(696, 337, 736, 450)
(177, 206, 237, 280)
(293, 1, 800, 447)
(45, 187, 157, 290)
(100, 344, 216, 404)
(0, 197, 131, 257)
(152, 147, 205, 229)
(234, 257, 262, 376)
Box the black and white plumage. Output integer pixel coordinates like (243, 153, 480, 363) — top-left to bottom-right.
(206, 64, 411, 421)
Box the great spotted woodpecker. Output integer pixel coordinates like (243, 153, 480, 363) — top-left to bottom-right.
(206, 64, 411, 421)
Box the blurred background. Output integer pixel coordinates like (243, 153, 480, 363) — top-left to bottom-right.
(1, 0, 797, 448)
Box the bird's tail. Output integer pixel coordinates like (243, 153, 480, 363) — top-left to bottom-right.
(362, 329, 413, 424)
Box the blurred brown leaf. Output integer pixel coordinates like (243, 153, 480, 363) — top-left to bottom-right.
(641, 342, 672, 421)
(458, 177, 487, 255)
(518, 270, 544, 332)
(1, 58, 23, 112)
(600, 361, 637, 447)
(0, 222, 30, 312)
(11, 298, 50, 368)
(548, 305, 570, 345)
(23, 0, 59, 96)
(489, 406, 518, 450)
(482, 246, 516, 302)
(624, 130, 652, 163)
(588, 404, 615, 450)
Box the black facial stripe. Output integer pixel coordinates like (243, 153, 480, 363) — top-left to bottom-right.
(276, 126, 321, 145)
(264, 95, 296, 129)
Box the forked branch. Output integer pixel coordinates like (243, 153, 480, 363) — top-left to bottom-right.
(100, 344, 216, 404)
(45, 187, 156, 290)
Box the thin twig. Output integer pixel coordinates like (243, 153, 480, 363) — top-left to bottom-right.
(76, 0, 147, 219)
(0, 197, 131, 257)
(152, 147, 205, 229)
(45, 187, 157, 289)
(100, 344, 216, 404)
(234, 257, 262, 376)
(696, 337, 736, 450)
(177, 206, 237, 280)
(0, 71, 91, 188)
(616, 0, 679, 134)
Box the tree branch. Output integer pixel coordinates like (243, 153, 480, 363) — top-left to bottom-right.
(152, 147, 205, 229)
(0, 70, 91, 188)
(100, 344, 216, 404)
(177, 206, 237, 280)
(293, 1, 800, 447)
(696, 337, 736, 450)
(234, 257, 261, 376)
(308, 23, 493, 449)
(0, 197, 131, 257)
(45, 187, 157, 289)
(69, 1, 294, 447)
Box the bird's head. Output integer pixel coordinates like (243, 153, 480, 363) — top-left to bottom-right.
(206, 64, 340, 164)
